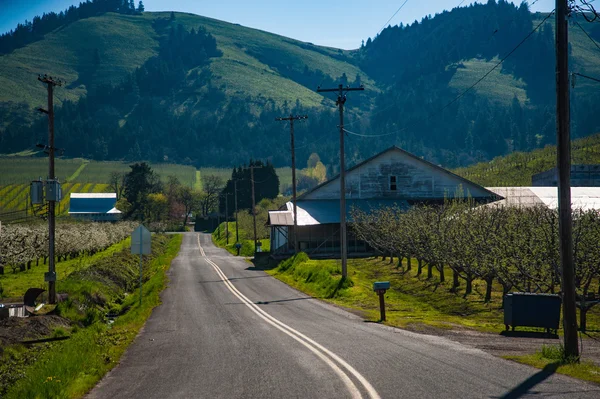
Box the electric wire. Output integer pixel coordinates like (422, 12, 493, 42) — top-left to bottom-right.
(342, 10, 555, 139)
(376, 0, 410, 37)
(574, 19, 600, 52)
(573, 71, 600, 83)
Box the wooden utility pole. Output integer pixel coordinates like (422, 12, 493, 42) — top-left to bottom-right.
(224, 193, 231, 245)
(234, 179, 239, 243)
(250, 165, 264, 255)
(38, 74, 62, 305)
(556, 0, 579, 359)
(317, 84, 364, 279)
(276, 115, 308, 254)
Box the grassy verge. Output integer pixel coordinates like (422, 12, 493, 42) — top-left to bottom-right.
(211, 221, 269, 257)
(0, 239, 131, 300)
(1, 234, 182, 398)
(267, 255, 600, 334)
(505, 344, 600, 385)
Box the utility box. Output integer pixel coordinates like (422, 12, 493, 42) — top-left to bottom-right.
(504, 293, 561, 333)
(45, 180, 62, 202)
(30, 180, 44, 204)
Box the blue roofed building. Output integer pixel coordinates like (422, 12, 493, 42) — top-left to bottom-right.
(68, 193, 122, 221)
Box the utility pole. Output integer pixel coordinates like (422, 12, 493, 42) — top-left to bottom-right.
(250, 164, 264, 255)
(317, 84, 364, 279)
(556, 0, 579, 359)
(276, 115, 308, 255)
(38, 74, 63, 305)
(224, 193, 231, 245)
(234, 179, 239, 244)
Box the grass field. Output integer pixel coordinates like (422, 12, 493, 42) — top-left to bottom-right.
(448, 57, 528, 106)
(0, 156, 293, 214)
(453, 133, 600, 186)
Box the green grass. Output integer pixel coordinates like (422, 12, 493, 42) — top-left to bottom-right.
(0, 238, 131, 300)
(268, 255, 600, 334)
(2, 234, 182, 398)
(211, 221, 270, 256)
(505, 344, 600, 385)
(453, 133, 600, 186)
(449, 57, 528, 105)
(0, 157, 84, 185)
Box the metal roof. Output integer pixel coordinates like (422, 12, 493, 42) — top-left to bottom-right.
(268, 199, 409, 226)
(485, 187, 600, 210)
(70, 193, 117, 199)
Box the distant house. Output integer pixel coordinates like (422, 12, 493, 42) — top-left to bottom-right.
(267, 146, 501, 257)
(68, 193, 122, 221)
(532, 165, 600, 187)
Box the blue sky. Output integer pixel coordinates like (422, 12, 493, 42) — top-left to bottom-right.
(0, 0, 555, 49)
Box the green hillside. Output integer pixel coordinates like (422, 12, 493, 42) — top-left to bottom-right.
(1, 2, 600, 170)
(453, 134, 600, 186)
(0, 11, 373, 123)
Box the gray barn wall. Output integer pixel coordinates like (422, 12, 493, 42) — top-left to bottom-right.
(303, 149, 491, 200)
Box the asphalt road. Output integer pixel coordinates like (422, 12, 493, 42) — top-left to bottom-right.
(88, 233, 599, 398)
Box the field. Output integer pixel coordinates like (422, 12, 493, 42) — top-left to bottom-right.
(453, 133, 600, 186)
(0, 157, 293, 215)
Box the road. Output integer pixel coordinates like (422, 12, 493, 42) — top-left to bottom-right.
(88, 233, 599, 398)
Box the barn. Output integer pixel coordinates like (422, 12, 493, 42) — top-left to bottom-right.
(68, 193, 122, 221)
(268, 146, 501, 257)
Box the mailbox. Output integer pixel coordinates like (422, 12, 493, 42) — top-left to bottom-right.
(235, 243, 242, 249)
(373, 281, 390, 291)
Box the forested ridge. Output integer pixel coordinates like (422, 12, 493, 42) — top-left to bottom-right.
(1, 0, 600, 170)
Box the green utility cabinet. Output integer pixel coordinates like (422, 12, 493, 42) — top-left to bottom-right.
(504, 293, 561, 333)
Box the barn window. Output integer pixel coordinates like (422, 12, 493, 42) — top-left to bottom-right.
(389, 175, 397, 191)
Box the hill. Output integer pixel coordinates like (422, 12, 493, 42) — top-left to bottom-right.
(453, 133, 600, 186)
(1, 0, 600, 170)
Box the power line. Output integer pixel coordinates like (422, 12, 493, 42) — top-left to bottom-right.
(573, 71, 600, 83)
(574, 19, 600, 52)
(345, 10, 555, 140)
(376, 0, 410, 36)
(343, 128, 396, 138)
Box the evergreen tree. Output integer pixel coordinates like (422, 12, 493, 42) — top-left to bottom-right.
(137, 1, 145, 12)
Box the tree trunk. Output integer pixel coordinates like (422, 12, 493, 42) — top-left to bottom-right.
(417, 259, 423, 276)
(406, 255, 411, 272)
(580, 306, 587, 333)
(36, 258, 39, 266)
(438, 265, 445, 283)
(44, 256, 47, 265)
(451, 269, 460, 293)
(397, 256, 403, 270)
(484, 276, 493, 303)
(389, 254, 394, 264)
(464, 275, 473, 297)
(427, 263, 433, 279)
(27, 261, 31, 270)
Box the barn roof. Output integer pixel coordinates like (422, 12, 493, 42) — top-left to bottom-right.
(267, 199, 409, 226)
(297, 146, 500, 201)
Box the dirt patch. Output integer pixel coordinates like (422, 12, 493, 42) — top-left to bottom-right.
(403, 322, 600, 366)
(0, 315, 72, 350)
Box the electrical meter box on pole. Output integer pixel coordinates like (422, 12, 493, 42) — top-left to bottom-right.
(30, 180, 44, 204)
(45, 180, 62, 202)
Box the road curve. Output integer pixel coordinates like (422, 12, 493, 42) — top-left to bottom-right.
(88, 233, 599, 398)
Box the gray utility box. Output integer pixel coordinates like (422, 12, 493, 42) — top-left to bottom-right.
(504, 293, 561, 333)
(30, 180, 44, 204)
(45, 180, 62, 202)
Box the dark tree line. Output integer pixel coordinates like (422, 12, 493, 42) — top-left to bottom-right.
(219, 160, 280, 217)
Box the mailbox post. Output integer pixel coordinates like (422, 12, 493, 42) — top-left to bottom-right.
(373, 281, 390, 322)
(235, 243, 242, 256)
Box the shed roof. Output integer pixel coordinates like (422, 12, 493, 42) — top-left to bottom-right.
(267, 199, 409, 226)
(485, 187, 600, 210)
(69, 192, 118, 214)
